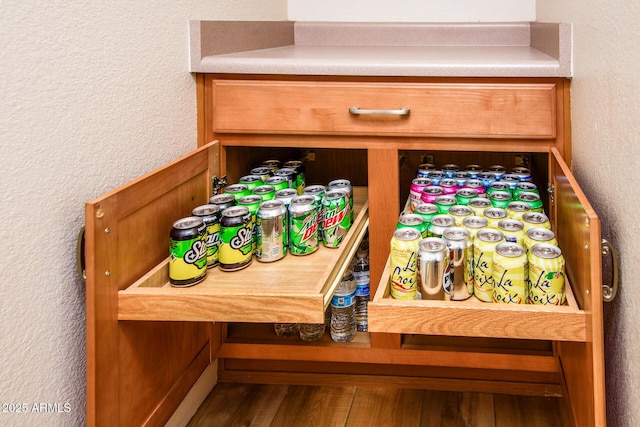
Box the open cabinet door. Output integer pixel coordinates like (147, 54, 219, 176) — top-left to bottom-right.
(85, 141, 220, 426)
(550, 148, 606, 426)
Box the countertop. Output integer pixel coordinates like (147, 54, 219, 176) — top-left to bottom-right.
(189, 21, 572, 78)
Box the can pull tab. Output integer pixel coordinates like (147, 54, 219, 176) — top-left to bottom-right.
(212, 175, 227, 196)
(601, 239, 619, 302)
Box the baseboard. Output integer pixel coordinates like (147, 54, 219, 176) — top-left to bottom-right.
(165, 360, 218, 427)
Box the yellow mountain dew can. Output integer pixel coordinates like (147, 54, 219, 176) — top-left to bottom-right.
(492, 242, 528, 304)
(473, 228, 505, 302)
(523, 227, 557, 256)
(528, 243, 566, 305)
(389, 228, 421, 300)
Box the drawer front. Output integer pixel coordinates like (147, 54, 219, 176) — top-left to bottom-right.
(212, 80, 557, 139)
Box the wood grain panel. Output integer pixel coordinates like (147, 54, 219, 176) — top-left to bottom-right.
(421, 391, 495, 427)
(494, 394, 570, 427)
(270, 385, 355, 427)
(348, 388, 423, 427)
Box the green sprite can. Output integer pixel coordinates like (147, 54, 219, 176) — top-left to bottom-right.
(192, 204, 221, 269)
(321, 189, 351, 248)
(414, 203, 439, 225)
(455, 188, 479, 206)
(397, 213, 427, 238)
(514, 182, 539, 199)
(289, 195, 319, 255)
(328, 179, 354, 222)
(238, 195, 263, 254)
(517, 191, 544, 213)
(283, 160, 306, 194)
(489, 191, 512, 209)
(219, 206, 253, 271)
(434, 195, 457, 214)
(265, 175, 289, 192)
(252, 184, 276, 202)
(224, 183, 251, 201)
(256, 199, 288, 262)
(169, 217, 208, 287)
(487, 181, 512, 197)
(238, 175, 263, 192)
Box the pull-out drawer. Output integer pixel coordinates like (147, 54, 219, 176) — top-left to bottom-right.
(212, 79, 557, 139)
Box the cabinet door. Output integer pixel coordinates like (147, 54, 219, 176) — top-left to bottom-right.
(551, 148, 606, 427)
(85, 142, 220, 426)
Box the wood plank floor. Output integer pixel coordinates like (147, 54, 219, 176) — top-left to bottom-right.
(187, 383, 570, 427)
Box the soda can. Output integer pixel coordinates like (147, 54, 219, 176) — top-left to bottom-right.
(455, 188, 479, 206)
(462, 215, 488, 240)
(462, 179, 487, 196)
(418, 237, 451, 300)
(443, 227, 473, 300)
(238, 195, 263, 254)
(492, 242, 528, 304)
(514, 182, 539, 199)
(275, 188, 298, 209)
(506, 201, 531, 221)
(250, 166, 273, 182)
(209, 193, 236, 211)
(265, 175, 290, 192)
(219, 206, 253, 271)
(421, 185, 445, 204)
(517, 191, 544, 213)
(256, 199, 287, 262)
(169, 217, 208, 287)
(442, 164, 460, 177)
(454, 171, 471, 187)
(416, 162, 437, 178)
(523, 227, 558, 256)
(426, 170, 445, 185)
(522, 212, 552, 232)
(439, 178, 459, 195)
(303, 185, 326, 208)
(252, 184, 276, 202)
(321, 189, 351, 248)
(428, 214, 455, 238)
(497, 218, 525, 246)
(328, 179, 354, 222)
(483, 207, 508, 229)
(527, 243, 566, 305)
(489, 191, 512, 209)
(501, 174, 521, 190)
(397, 213, 427, 238)
(511, 167, 532, 182)
(487, 181, 512, 197)
(389, 228, 421, 300)
(283, 160, 306, 194)
(192, 204, 221, 269)
(414, 203, 439, 225)
(448, 205, 473, 226)
(473, 228, 505, 302)
(487, 165, 507, 180)
(464, 164, 483, 178)
(238, 174, 263, 192)
(477, 172, 497, 188)
(224, 183, 251, 201)
(261, 159, 281, 172)
(409, 178, 433, 210)
(274, 167, 297, 189)
(289, 195, 319, 256)
(468, 197, 492, 216)
(434, 195, 457, 214)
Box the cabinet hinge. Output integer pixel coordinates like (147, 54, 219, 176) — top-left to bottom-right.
(212, 175, 227, 196)
(547, 184, 555, 208)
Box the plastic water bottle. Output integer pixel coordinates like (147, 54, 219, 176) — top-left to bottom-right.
(330, 268, 357, 342)
(352, 248, 370, 332)
(274, 323, 299, 337)
(299, 307, 329, 341)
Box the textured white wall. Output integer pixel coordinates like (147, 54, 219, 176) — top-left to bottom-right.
(536, 2, 640, 426)
(0, 1, 286, 426)
(289, 0, 536, 22)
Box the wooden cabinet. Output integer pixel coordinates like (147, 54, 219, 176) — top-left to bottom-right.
(86, 74, 604, 426)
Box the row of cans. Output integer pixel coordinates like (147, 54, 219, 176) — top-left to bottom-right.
(389, 227, 566, 305)
(168, 178, 354, 287)
(225, 159, 307, 198)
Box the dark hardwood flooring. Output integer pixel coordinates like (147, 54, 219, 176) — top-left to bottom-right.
(187, 383, 570, 426)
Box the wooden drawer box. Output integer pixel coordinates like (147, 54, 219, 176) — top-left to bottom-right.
(211, 80, 557, 139)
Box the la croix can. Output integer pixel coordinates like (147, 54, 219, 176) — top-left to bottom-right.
(428, 214, 455, 238)
(506, 201, 531, 221)
(492, 242, 528, 304)
(169, 217, 208, 287)
(473, 228, 505, 302)
(468, 197, 492, 216)
(462, 215, 488, 240)
(256, 199, 288, 262)
(289, 195, 320, 255)
(497, 219, 525, 246)
(218, 206, 253, 272)
(192, 204, 221, 269)
(527, 243, 566, 305)
(448, 205, 473, 226)
(410, 178, 433, 210)
(517, 191, 544, 213)
(321, 189, 351, 248)
(389, 228, 421, 300)
(483, 207, 508, 229)
(523, 227, 558, 256)
(522, 212, 552, 232)
(418, 237, 451, 300)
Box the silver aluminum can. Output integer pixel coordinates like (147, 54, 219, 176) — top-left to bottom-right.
(275, 188, 298, 208)
(418, 237, 451, 300)
(256, 200, 287, 262)
(443, 227, 473, 300)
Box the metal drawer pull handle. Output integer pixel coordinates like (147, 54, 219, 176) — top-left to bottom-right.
(601, 239, 619, 302)
(349, 107, 410, 116)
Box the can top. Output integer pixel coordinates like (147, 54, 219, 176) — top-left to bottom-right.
(225, 183, 249, 193)
(239, 174, 263, 184)
(192, 204, 221, 217)
(507, 201, 531, 213)
(478, 172, 496, 180)
(456, 188, 479, 198)
(238, 195, 263, 205)
(173, 216, 204, 230)
(526, 227, 556, 241)
(469, 197, 492, 208)
(275, 167, 296, 176)
(412, 177, 433, 186)
(210, 193, 235, 203)
(423, 185, 445, 195)
(477, 228, 505, 243)
(462, 215, 488, 229)
(430, 214, 455, 227)
(250, 166, 273, 175)
(418, 237, 447, 252)
(393, 228, 421, 241)
(325, 189, 348, 200)
(266, 176, 288, 184)
(275, 188, 298, 198)
(490, 182, 511, 191)
(498, 219, 524, 231)
(443, 226, 470, 242)
(290, 195, 316, 213)
(489, 191, 512, 201)
(512, 167, 531, 175)
(253, 185, 276, 195)
(439, 178, 458, 188)
(454, 171, 470, 180)
(415, 203, 439, 215)
(442, 164, 460, 172)
(328, 179, 352, 189)
(495, 242, 525, 257)
(427, 171, 445, 178)
(483, 207, 508, 219)
(259, 199, 285, 213)
(531, 243, 563, 259)
(463, 179, 484, 189)
(399, 214, 424, 227)
(418, 163, 437, 171)
(434, 195, 457, 205)
(284, 160, 303, 167)
(465, 164, 483, 172)
(516, 182, 537, 191)
(488, 165, 506, 173)
(502, 173, 521, 183)
(222, 206, 249, 218)
(522, 212, 550, 224)
(518, 191, 541, 202)
(449, 205, 473, 216)
(303, 185, 326, 195)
